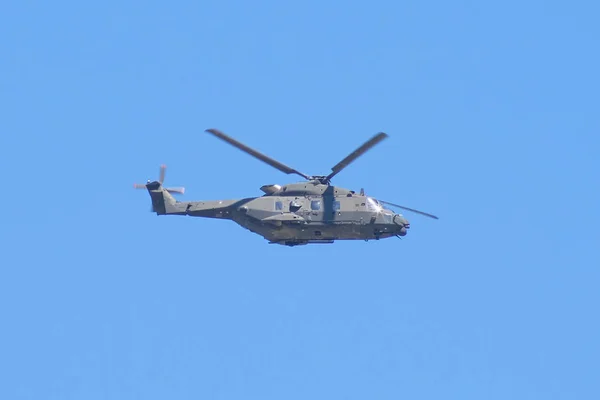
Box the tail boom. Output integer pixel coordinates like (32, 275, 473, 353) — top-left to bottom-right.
(145, 181, 247, 218)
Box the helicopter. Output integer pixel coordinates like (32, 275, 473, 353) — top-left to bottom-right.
(134, 129, 438, 246)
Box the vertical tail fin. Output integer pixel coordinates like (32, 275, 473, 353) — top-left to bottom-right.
(144, 181, 188, 215)
(134, 165, 187, 215)
(146, 181, 175, 214)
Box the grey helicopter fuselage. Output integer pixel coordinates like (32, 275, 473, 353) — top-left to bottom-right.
(146, 180, 410, 246)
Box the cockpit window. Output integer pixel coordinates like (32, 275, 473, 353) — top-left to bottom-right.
(366, 197, 383, 212)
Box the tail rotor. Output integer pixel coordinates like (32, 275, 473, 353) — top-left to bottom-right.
(133, 164, 186, 195)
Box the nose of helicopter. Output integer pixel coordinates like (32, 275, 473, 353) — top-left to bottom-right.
(393, 214, 410, 236)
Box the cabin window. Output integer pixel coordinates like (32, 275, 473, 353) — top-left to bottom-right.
(333, 201, 341, 211)
(290, 201, 301, 212)
(311, 200, 321, 210)
(275, 201, 283, 210)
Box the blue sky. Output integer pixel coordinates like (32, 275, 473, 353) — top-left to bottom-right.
(1, 1, 599, 398)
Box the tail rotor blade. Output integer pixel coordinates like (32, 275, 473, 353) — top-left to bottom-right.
(166, 187, 186, 194)
(134, 164, 185, 195)
(159, 164, 166, 184)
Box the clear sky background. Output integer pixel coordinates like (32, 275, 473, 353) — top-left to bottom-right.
(1, 1, 599, 399)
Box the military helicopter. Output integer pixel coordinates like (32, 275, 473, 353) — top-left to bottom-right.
(134, 129, 438, 246)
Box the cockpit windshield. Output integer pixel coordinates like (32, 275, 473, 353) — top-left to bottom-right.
(366, 197, 383, 212)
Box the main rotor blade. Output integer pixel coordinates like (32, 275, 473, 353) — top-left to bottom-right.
(205, 129, 310, 180)
(379, 200, 439, 220)
(326, 132, 388, 182)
